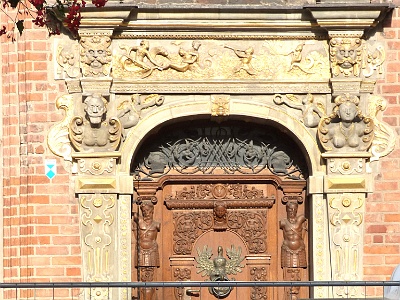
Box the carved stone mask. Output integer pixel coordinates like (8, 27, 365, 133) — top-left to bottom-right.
(84, 95, 107, 125)
(336, 45, 358, 70)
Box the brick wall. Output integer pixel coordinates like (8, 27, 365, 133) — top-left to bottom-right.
(1, 13, 81, 297)
(364, 5, 400, 287)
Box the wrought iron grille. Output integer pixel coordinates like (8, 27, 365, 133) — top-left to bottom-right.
(1, 281, 399, 300)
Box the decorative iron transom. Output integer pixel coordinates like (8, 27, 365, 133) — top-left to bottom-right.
(131, 121, 307, 180)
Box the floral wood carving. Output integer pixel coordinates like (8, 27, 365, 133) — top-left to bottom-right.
(165, 184, 275, 210)
(228, 210, 267, 254)
(172, 209, 268, 255)
(250, 267, 268, 300)
(173, 211, 213, 255)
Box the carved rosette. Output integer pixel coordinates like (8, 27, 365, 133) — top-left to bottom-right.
(329, 193, 364, 297)
(211, 94, 230, 116)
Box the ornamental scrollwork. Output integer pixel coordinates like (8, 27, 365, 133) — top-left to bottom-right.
(318, 93, 374, 152)
(80, 194, 115, 282)
(367, 95, 396, 161)
(329, 194, 364, 297)
(173, 211, 213, 255)
(56, 43, 80, 78)
(48, 94, 74, 161)
(227, 210, 267, 254)
(132, 125, 306, 180)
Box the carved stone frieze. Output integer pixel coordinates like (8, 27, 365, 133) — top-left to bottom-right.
(80, 35, 112, 77)
(327, 158, 364, 175)
(329, 193, 364, 297)
(77, 157, 116, 175)
(318, 93, 374, 152)
(112, 40, 329, 81)
(69, 94, 122, 152)
(273, 93, 326, 128)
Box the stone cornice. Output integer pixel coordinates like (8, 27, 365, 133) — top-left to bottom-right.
(78, 3, 393, 38)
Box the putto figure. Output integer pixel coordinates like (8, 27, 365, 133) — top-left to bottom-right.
(280, 201, 307, 300)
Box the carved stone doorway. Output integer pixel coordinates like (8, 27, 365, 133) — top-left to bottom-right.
(131, 120, 310, 300)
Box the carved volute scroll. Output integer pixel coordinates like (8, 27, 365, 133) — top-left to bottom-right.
(318, 93, 374, 152)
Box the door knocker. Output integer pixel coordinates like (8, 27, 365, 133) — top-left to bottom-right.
(195, 245, 244, 298)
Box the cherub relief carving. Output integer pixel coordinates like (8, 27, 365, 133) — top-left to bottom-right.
(273, 93, 325, 128)
(69, 94, 122, 152)
(330, 38, 362, 77)
(120, 40, 168, 78)
(168, 41, 202, 72)
(225, 45, 257, 75)
(318, 93, 374, 152)
(117, 94, 165, 138)
(80, 36, 112, 77)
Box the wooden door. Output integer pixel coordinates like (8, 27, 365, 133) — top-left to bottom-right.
(130, 121, 309, 300)
(139, 176, 309, 300)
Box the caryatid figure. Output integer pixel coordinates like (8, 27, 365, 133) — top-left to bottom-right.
(280, 201, 307, 300)
(132, 201, 160, 300)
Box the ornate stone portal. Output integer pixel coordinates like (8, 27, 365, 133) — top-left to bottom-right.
(47, 2, 396, 300)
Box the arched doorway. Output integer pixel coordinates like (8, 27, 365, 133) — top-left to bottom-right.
(130, 119, 310, 300)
